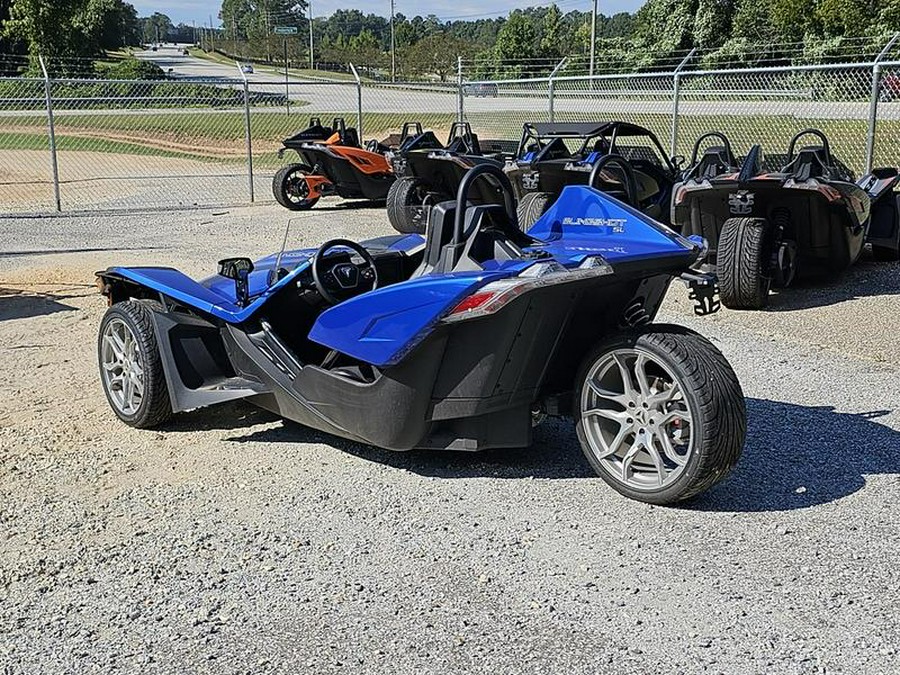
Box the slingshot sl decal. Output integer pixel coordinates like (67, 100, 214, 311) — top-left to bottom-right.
(562, 217, 627, 233)
(728, 191, 755, 215)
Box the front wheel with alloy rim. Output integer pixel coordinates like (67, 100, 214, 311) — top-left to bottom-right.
(272, 163, 321, 211)
(574, 326, 745, 504)
(98, 300, 172, 428)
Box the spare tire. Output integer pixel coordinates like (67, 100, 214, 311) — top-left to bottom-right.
(718, 217, 772, 310)
(387, 176, 427, 234)
(517, 191, 554, 230)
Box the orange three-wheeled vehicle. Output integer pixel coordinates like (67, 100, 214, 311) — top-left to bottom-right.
(273, 117, 396, 210)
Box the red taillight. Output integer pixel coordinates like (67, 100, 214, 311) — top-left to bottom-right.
(444, 258, 613, 323)
(450, 290, 496, 314)
(446, 279, 528, 321)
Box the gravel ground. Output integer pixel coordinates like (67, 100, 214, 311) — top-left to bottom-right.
(2, 203, 899, 674)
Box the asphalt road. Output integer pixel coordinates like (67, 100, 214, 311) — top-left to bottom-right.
(1, 202, 899, 673)
(137, 45, 891, 123)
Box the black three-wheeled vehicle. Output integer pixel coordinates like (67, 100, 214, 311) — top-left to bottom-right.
(672, 129, 900, 309)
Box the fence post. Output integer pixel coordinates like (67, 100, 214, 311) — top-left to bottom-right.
(237, 61, 254, 202)
(670, 48, 696, 159)
(866, 33, 900, 173)
(547, 57, 568, 123)
(457, 56, 464, 124)
(349, 63, 363, 140)
(38, 55, 61, 212)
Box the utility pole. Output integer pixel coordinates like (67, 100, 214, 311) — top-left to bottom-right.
(589, 0, 597, 79)
(309, 0, 315, 70)
(209, 15, 215, 52)
(390, 0, 396, 82)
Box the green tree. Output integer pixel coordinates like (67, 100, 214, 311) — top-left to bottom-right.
(815, 0, 873, 37)
(495, 11, 539, 64)
(539, 4, 563, 59)
(693, 0, 733, 48)
(876, 0, 900, 32)
(633, 0, 698, 53)
(141, 12, 172, 43)
(405, 32, 471, 80)
(3, 0, 84, 58)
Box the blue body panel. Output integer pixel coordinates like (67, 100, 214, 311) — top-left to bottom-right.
(109, 235, 427, 325)
(527, 186, 696, 264)
(308, 270, 512, 367)
(108, 187, 698, 368)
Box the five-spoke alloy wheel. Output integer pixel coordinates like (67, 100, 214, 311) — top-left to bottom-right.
(575, 326, 746, 504)
(98, 300, 172, 428)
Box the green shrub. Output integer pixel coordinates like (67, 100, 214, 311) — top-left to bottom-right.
(96, 58, 166, 81)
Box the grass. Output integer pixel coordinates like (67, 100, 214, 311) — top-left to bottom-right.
(3, 106, 897, 174)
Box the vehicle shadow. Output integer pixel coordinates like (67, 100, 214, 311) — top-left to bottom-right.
(219, 397, 899, 511)
(765, 255, 899, 312)
(310, 201, 387, 212)
(691, 399, 899, 512)
(0, 286, 83, 322)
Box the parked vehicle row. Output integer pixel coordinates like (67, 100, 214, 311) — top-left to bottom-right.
(88, 118, 898, 506)
(272, 118, 900, 310)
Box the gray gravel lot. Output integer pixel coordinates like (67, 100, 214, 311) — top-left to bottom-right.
(1, 202, 899, 674)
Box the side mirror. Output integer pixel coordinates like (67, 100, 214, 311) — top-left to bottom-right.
(218, 257, 254, 306)
(671, 155, 686, 170)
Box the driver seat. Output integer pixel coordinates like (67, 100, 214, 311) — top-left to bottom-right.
(410, 201, 459, 277)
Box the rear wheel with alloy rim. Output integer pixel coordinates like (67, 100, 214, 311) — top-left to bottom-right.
(98, 300, 172, 428)
(574, 326, 745, 504)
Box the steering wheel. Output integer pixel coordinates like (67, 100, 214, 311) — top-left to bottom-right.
(589, 154, 639, 206)
(311, 239, 379, 305)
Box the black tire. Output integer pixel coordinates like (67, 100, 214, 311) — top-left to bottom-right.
(516, 191, 553, 230)
(718, 217, 771, 309)
(574, 325, 746, 505)
(273, 164, 320, 211)
(98, 300, 172, 429)
(386, 176, 427, 234)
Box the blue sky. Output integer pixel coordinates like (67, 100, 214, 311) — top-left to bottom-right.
(132, 0, 646, 25)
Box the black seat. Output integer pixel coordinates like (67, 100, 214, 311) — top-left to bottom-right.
(341, 127, 361, 148)
(410, 201, 458, 277)
(694, 146, 738, 179)
(783, 146, 829, 180)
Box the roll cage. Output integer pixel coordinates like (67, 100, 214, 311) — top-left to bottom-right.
(515, 121, 676, 173)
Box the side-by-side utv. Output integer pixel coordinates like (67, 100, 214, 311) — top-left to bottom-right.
(506, 122, 680, 229)
(385, 122, 517, 234)
(273, 117, 395, 211)
(672, 129, 900, 309)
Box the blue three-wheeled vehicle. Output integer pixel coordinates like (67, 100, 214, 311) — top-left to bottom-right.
(96, 164, 746, 504)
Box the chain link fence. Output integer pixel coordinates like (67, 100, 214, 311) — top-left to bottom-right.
(3, 52, 900, 213)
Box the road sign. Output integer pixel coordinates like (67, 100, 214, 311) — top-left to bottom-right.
(273, 26, 298, 35)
